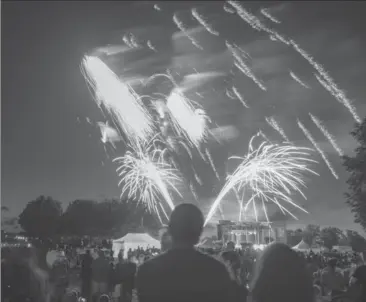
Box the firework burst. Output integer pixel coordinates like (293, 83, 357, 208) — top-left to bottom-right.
(113, 137, 181, 216)
(166, 89, 209, 148)
(204, 136, 318, 226)
(81, 56, 154, 147)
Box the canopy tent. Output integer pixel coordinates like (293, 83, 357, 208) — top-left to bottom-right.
(292, 240, 310, 251)
(112, 233, 161, 259)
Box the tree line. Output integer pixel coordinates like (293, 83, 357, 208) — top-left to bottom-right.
(286, 224, 366, 252)
(17, 196, 160, 240)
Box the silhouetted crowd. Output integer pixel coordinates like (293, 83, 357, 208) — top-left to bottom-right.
(2, 203, 366, 302)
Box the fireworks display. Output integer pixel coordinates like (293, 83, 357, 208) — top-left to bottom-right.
(81, 56, 154, 147)
(80, 2, 363, 226)
(113, 138, 181, 218)
(204, 136, 318, 226)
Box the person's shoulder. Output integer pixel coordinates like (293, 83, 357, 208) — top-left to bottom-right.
(196, 250, 229, 271)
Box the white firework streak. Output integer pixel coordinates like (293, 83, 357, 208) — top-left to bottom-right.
(159, 202, 169, 221)
(232, 86, 249, 108)
(129, 33, 141, 48)
(173, 13, 203, 50)
(147, 40, 157, 52)
(191, 8, 219, 36)
(204, 139, 317, 226)
(122, 34, 134, 48)
(226, 41, 266, 91)
(81, 56, 154, 147)
(166, 89, 208, 148)
(265, 117, 290, 142)
(260, 8, 281, 24)
(226, 88, 236, 100)
(153, 4, 161, 11)
(228, 0, 360, 123)
(297, 120, 339, 179)
(290, 41, 361, 123)
(218, 204, 225, 220)
(257, 129, 270, 142)
(228, 1, 290, 45)
(309, 113, 344, 157)
(194, 172, 203, 185)
(289, 71, 310, 89)
(113, 140, 182, 214)
(190, 183, 199, 201)
(205, 148, 220, 180)
(223, 4, 236, 14)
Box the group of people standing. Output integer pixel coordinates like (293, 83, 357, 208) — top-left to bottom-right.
(80, 249, 136, 302)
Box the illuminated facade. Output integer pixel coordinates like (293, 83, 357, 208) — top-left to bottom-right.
(217, 220, 287, 246)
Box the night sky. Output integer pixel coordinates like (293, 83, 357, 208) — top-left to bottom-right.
(2, 1, 366, 233)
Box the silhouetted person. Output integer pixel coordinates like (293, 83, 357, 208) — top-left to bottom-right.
(81, 250, 93, 301)
(136, 203, 233, 302)
(251, 243, 314, 302)
(321, 258, 345, 297)
(92, 251, 110, 299)
(160, 231, 172, 252)
(121, 255, 137, 302)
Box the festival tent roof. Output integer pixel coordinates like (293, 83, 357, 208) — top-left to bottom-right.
(112, 233, 161, 258)
(292, 239, 310, 251)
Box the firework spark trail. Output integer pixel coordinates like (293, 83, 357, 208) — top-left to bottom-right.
(226, 41, 267, 91)
(82, 56, 154, 146)
(147, 40, 157, 52)
(113, 139, 182, 215)
(223, 4, 236, 14)
(154, 204, 163, 225)
(265, 117, 290, 142)
(290, 41, 361, 123)
(257, 130, 270, 142)
(122, 34, 134, 48)
(309, 113, 344, 157)
(190, 183, 199, 201)
(260, 8, 281, 24)
(289, 71, 310, 89)
(97, 121, 122, 148)
(232, 86, 249, 108)
(297, 120, 339, 179)
(194, 172, 203, 185)
(226, 88, 236, 100)
(159, 202, 169, 221)
(166, 89, 208, 148)
(129, 33, 140, 48)
(191, 8, 219, 36)
(204, 139, 317, 226)
(227, 1, 290, 45)
(205, 148, 220, 180)
(228, 0, 360, 123)
(218, 204, 225, 220)
(173, 13, 203, 50)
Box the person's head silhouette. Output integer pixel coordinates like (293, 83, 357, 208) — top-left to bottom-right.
(168, 203, 204, 247)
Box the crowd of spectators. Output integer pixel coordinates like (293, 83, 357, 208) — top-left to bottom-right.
(2, 203, 366, 302)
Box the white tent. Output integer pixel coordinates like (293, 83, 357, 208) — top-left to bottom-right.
(112, 233, 161, 259)
(292, 240, 310, 251)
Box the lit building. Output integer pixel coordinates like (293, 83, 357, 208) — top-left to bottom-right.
(217, 220, 287, 246)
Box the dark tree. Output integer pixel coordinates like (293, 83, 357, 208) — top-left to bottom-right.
(61, 199, 101, 236)
(343, 118, 366, 230)
(18, 196, 63, 239)
(302, 224, 320, 245)
(320, 227, 342, 250)
(346, 229, 366, 252)
(286, 229, 303, 247)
